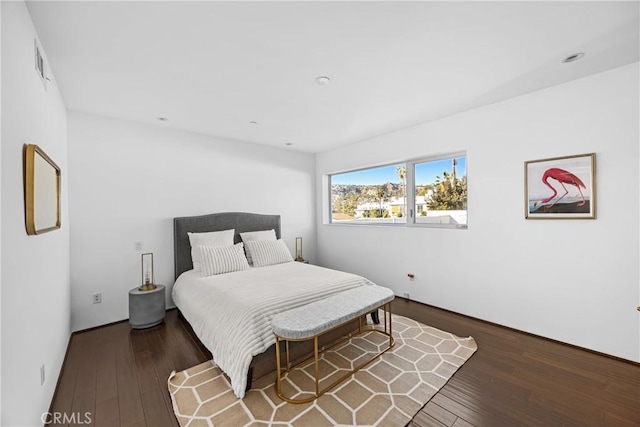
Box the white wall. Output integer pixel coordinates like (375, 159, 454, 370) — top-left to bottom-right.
(1, 2, 70, 425)
(68, 112, 316, 331)
(316, 63, 639, 362)
(0, 3, 4, 422)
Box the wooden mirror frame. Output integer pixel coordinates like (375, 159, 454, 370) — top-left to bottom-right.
(23, 144, 61, 235)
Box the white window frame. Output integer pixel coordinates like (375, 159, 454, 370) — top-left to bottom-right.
(327, 151, 467, 229)
(328, 162, 408, 226)
(406, 151, 467, 230)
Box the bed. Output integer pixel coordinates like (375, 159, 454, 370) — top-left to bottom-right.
(172, 212, 375, 398)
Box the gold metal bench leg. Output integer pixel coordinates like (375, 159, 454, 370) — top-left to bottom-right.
(275, 336, 282, 396)
(384, 304, 388, 333)
(388, 302, 393, 347)
(286, 340, 290, 370)
(314, 336, 319, 396)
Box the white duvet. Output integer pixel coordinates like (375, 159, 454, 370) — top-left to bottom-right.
(172, 261, 374, 398)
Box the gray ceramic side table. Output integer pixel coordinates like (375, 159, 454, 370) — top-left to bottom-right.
(129, 285, 166, 329)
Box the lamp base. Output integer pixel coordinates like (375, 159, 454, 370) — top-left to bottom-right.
(138, 283, 157, 292)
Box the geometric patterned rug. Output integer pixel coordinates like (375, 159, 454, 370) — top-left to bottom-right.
(168, 314, 477, 426)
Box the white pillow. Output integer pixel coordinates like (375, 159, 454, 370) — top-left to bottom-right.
(244, 239, 293, 268)
(197, 243, 250, 276)
(188, 229, 235, 271)
(240, 229, 277, 266)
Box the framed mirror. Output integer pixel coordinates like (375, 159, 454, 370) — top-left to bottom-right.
(23, 144, 61, 235)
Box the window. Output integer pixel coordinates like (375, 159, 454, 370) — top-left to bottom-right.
(330, 164, 406, 224)
(412, 155, 467, 228)
(329, 153, 467, 228)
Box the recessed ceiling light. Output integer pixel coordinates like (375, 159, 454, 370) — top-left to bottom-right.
(285, 143, 293, 146)
(315, 76, 331, 86)
(157, 117, 168, 122)
(249, 121, 258, 125)
(563, 53, 585, 63)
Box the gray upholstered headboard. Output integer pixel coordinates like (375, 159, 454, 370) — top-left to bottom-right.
(173, 212, 281, 280)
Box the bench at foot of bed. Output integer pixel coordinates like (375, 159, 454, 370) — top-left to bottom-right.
(271, 285, 395, 404)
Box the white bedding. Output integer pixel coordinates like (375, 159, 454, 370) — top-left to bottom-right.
(172, 261, 374, 398)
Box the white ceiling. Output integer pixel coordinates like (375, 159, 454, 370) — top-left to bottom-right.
(26, 1, 639, 153)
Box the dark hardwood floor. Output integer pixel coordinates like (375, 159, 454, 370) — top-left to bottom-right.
(48, 299, 639, 427)
(393, 301, 640, 427)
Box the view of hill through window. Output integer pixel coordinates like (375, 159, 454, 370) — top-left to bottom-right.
(330, 156, 467, 226)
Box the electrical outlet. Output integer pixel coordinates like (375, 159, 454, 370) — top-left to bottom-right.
(40, 364, 45, 386)
(92, 292, 102, 304)
(403, 292, 410, 299)
(134, 241, 143, 251)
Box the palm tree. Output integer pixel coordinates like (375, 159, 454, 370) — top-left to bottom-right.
(396, 165, 406, 217)
(376, 186, 385, 217)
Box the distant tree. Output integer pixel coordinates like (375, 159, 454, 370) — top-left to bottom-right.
(345, 194, 360, 217)
(375, 186, 385, 217)
(416, 185, 433, 197)
(396, 165, 407, 216)
(428, 172, 467, 210)
(332, 196, 343, 213)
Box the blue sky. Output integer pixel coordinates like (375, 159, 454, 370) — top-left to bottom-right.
(332, 157, 466, 186)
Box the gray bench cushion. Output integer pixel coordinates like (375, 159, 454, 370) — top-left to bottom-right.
(271, 285, 395, 340)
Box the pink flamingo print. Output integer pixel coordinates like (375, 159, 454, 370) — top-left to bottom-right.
(534, 168, 587, 208)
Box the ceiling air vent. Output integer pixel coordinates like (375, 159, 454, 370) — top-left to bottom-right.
(34, 39, 48, 91)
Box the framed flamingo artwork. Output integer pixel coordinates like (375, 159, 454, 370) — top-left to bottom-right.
(525, 153, 596, 219)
